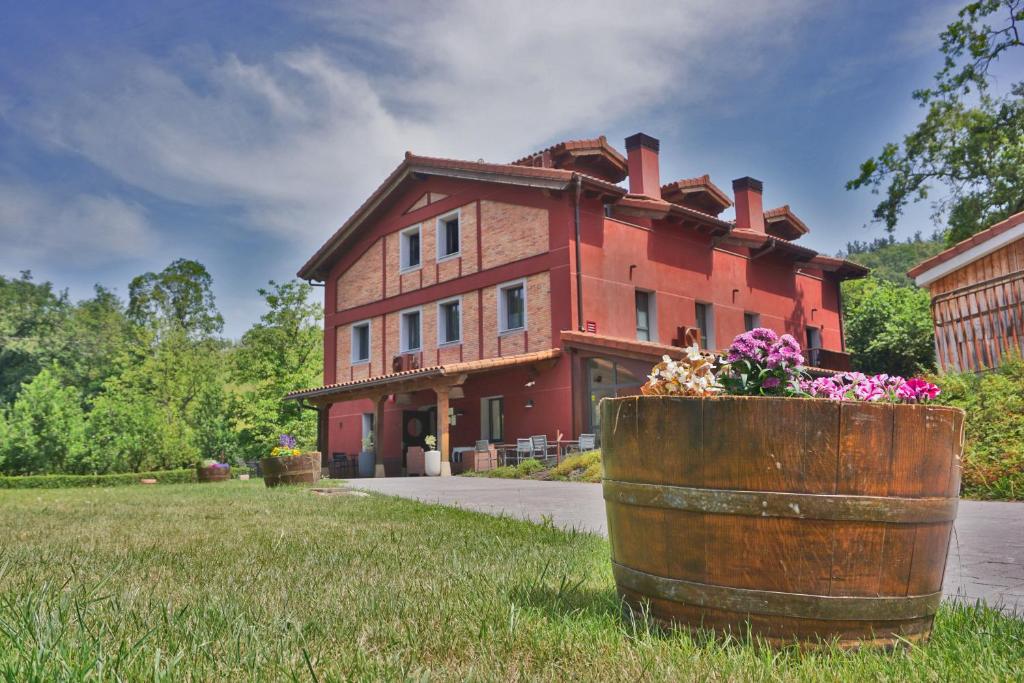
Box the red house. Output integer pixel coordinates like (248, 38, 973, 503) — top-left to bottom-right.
(288, 133, 866, 475)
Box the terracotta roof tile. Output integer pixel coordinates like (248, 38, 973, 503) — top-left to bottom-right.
(284, 349, 561, 401)
(660, 175, 733, 211)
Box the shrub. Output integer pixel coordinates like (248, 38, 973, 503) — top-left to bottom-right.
(552, 450, 602, 482)
(0, 468, 198, 489)
(936, 360, 1024, 500)
(0, 368, 86, 475)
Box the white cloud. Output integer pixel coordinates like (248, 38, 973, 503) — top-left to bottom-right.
(0, 184, 158, 268)
(11, 0, 823, 251)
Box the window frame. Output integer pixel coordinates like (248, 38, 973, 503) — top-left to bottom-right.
(436, 296, 463, 346)
(399, 306, 423, 353)
(350, 319, 372, 364)
(806, 326, 822, 350)
(694, 301, 715, 349)
(399, 224, 422, 273)
(497, 278, 528, 334)
(744, 312, 761, 332)
(480, 395, 504, 443)
(435, 209, 461, 261)
(635, 289, 656, 342)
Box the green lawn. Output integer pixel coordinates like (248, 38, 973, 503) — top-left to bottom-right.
(1, 483, 1022, 681)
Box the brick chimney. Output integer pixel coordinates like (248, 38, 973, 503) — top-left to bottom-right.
(732, 176, 765, 233)
(625, 133, 661, 197)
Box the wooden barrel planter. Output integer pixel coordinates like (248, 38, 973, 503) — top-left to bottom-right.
(601, 395, 965, 649)
(260, 452, 322, 487)
(197, 464, 230, 483)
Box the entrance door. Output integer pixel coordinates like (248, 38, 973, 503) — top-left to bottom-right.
(402, 409, 437, 467)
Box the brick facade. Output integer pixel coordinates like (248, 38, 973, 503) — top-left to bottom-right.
(480, 200, 548, 270)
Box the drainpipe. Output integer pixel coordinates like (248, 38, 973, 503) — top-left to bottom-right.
(573, 174, 584, 331)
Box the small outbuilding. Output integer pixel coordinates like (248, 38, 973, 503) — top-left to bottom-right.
(909, 210, 1024, 372)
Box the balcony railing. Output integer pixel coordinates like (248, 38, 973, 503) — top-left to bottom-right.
(805, 347, 851, 372)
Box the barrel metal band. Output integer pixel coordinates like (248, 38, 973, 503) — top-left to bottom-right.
(613, 563, 942, 621)
(603, 480, 958, 524)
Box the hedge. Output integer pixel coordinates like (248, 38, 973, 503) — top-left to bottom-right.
(0, 466, 251, 489)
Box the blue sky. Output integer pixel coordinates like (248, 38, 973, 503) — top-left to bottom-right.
(0, 0, 1006, 336)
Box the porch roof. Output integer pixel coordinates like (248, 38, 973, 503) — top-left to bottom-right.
(284, 348, 561, 404)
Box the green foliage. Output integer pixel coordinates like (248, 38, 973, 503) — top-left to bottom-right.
(0, 468, 197, 489)
(128, 258, 224, 338)
(232, 280, 322, 460)
(0, 369, 86, 475)
(552, 450, 603, 482)
(842, 277, 935, 375)
(84, 385, 180, 473)
(841, 232, 946, 285)
(0, 272, 68, 404)
(936, 359, 1024, 499)
(50, 285, 135, 398)
(847, 1, 1024, 243)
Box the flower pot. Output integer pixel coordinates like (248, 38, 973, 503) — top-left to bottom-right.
(601, 395, 964, 649)
(260, 452, 321, 487)
(358, 451, 375, 478)
(424, 450, 441, 476)
(197, 464, 230, 483)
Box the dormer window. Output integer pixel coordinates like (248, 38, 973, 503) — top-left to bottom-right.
(437, 211, 460, 259)
(400, 225, 421, 271)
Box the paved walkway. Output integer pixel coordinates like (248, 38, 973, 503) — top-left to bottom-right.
(349, 477, 1024, 614)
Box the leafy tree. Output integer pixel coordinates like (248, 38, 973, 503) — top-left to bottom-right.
(0, 368, 85, 475)
(847, 1, 1024, 244)
(233, 280, 323, 459)
(51, 285, 136, 399)
(840, 232, 946, 286)
(843, 277, 935, 375)
(128, 259, 224, 338)
(0, 272, 69, 404)
(84, 384, 179, 473)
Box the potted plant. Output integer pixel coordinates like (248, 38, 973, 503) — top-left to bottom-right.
(260, 434, 321, 487)
(423, 434, 441, 476)
(358, 431, 376, 478)
(602, 329, 962, 649)
(196, 458, 230, 483)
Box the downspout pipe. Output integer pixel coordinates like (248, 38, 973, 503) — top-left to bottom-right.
(572, 174, 584, 331)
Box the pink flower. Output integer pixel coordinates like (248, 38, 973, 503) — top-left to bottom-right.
(897, 378, 941, 403)
(761, 377, 781, 389)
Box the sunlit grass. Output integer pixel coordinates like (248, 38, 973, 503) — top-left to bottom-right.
(0, 483, 1021, 681)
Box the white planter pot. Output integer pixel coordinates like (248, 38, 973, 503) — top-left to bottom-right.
(424, 450, 442, 476)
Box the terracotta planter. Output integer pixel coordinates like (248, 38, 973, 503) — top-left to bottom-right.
(406, 448, 425, 476)
(197, 464, 230, 483)
(465, 448, 497, 472)
(601, 395, 965, 649)
(260, 452, 322, 487)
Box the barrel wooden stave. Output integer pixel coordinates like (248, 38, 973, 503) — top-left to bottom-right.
(261, 453, 322, 487)
(197, 466, 230, 483)
(601, 395, 964, 648)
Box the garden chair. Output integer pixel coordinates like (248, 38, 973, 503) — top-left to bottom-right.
(531, 435, 558, 463)
(515, 438, 533, 465)
(578, 433, 597, 452)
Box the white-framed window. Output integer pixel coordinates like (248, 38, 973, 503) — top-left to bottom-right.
(744, 312, 761, 331)
(436, 209, 460, 260)
(437, 296, 462, 345)
(350, 320, 371, 364)
(399, 307, 422, 352)
(480, 395, 504, 443)
(498, 279, 527, 333)
(695, 302, 714, 349)
(635, 289, 656, 342)
(399, 225, 421, 272)
(806, 326, 822, 350)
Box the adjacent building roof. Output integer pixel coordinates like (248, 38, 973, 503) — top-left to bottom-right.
(908, 210, 1024, 287)
(284, 349, 562, 402)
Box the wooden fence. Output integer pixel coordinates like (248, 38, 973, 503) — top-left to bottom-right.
(932, 268, 1024, 372)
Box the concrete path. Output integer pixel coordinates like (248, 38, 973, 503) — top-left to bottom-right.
(349, 477, 1024, 615)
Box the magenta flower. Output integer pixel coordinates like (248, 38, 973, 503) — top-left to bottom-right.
(761, 377, 781, 389)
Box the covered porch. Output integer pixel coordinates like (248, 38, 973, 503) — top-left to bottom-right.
(285, 349, 567, 477)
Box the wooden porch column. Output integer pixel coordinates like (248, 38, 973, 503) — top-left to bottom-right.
(435, 384, 451, 477)
(374, 394, 387, 478)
